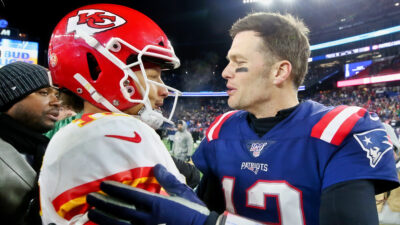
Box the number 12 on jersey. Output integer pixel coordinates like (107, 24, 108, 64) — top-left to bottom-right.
(222, 177, 306, 225)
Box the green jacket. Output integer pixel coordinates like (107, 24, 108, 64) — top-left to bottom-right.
(44, 112, 83, 139)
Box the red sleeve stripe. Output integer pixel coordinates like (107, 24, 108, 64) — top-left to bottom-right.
(330, 108, 367, 145)
(311, 106, 366, 146)
(311, 105, 348, 138)
(61, 181, 160, 221)
(206, 110, 238, 141)
(52, 167, 155, 212)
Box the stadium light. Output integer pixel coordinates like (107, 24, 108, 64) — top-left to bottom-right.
(242, 0, 272, 5)
(310, 25, 400, 51)
(337, 73, 400, 88)
(259, 0, 273, 5)
(309, 39, 400, 63)
(170, 85, 306, 97)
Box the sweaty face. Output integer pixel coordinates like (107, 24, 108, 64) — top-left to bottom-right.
(7, 87, 61, 133)
(123, 66, 169, 115)
(222, 31, 276, 113)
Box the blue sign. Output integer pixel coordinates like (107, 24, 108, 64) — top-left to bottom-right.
(0, 20, 8, 28)
(344, 60, 373, 78)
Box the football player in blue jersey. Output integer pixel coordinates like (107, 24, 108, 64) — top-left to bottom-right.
(86, 12, 400, 225)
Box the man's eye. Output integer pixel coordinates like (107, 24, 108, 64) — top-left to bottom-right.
(149, 76, 161, 82)
(148, 76, 157, 80)
(38, 91, 49, 96)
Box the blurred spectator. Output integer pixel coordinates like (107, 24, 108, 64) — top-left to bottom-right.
(55, 89, 83, 121)
(57, 106, 76, 121)
(0, 62, 60, 225)
(376, 123, 400, 224)
(165, 97, 231, 140)
(166, 127, 176, 150)
(172, 120, 194, 162)
(44, 90, 84, 139)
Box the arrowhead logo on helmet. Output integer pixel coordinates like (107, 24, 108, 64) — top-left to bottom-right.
(66, 9, 126, 35)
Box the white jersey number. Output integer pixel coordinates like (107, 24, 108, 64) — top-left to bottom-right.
(222, 178, 305, 225)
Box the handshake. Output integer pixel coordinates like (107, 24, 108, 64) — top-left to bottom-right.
(87, 164, 214, 225)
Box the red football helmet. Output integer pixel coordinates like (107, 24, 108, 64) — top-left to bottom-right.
(48, 4, 181, 128)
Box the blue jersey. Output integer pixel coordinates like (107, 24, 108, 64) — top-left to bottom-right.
(193, 100, 399, 225)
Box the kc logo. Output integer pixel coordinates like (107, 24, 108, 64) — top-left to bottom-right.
(78, 12, 117, 29)
(67, 9, 126, 35)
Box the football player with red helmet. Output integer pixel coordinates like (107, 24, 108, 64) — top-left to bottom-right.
(39, 4, 184, 225)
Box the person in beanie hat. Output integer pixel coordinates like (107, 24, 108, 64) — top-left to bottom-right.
(0, 61, 53, 111)
(0, 61, 61, 225)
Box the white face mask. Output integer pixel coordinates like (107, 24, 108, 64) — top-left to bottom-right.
(137, 106, 164, 129)
(135, 78, 181, 129)
(74, 32, 182, 129)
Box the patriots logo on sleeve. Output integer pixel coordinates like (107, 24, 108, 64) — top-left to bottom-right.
(354, 128, 393, 168)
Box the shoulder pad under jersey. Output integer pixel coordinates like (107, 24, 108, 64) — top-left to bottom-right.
(205, 110, 239, 142)
(311, 105, 367, 146)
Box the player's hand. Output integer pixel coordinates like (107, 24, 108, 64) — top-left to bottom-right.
(87, 164, 211, 225)
(156, 163, 204, 204)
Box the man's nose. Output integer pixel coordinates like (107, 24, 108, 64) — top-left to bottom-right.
(222, 63, 234, 80)
(158, 84, 169, 99)
(49, 93, 61, 107)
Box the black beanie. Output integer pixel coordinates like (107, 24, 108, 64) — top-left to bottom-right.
(0, 62, 50, 111)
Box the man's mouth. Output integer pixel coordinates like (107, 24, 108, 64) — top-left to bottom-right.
(47, 109, 60, 121)
(155, 102, 164, 110)
(226, 85, 237, 95)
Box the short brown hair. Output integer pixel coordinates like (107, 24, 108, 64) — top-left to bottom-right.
(230, 12, 310, 88)
(59, 88, 84, 113)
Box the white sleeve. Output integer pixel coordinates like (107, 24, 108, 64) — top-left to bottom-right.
(217, 211, 265, 225)
(39, 113, 184, 225)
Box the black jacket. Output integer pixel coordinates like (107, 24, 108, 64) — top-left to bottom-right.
(172, 156, 201, 189)
(0, 113, 49, 225)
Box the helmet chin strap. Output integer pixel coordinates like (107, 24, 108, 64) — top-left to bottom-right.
(75, 73, 172, 129)
(137, 100, 174, 129)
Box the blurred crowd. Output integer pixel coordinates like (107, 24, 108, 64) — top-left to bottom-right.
(167, 97, 230, 142)
(308, 86, 400, 124)
(162, 85, 400, 141)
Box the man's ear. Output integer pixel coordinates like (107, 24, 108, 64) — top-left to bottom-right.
(272, 60, 292, 86)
